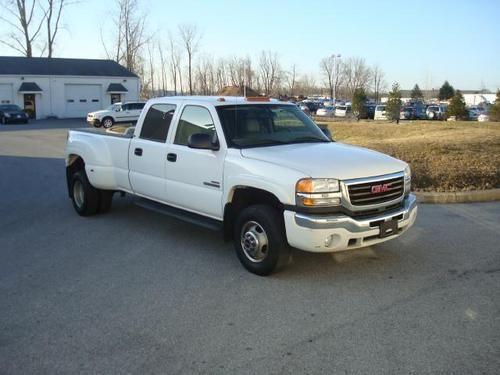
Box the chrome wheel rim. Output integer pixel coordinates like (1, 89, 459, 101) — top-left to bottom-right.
(73, 180, 85, 209)
(240, 221, 269, 263)
(103, 119, 113, 128)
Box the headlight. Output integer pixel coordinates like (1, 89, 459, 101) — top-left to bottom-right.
(404, 165, 411, 194)
(296, 178, 341, 207)
(4, 113, 11, 118)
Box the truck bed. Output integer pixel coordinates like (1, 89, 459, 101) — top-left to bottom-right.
(72, 126, 135, 138)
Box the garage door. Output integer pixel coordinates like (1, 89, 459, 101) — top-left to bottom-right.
(0, 84, 13, 104)
(64, 84, 102, 118)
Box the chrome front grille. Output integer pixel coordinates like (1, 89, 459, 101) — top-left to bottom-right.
(347, 175, 404, 206)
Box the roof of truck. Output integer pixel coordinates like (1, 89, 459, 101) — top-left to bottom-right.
(147, 96, 289, 106)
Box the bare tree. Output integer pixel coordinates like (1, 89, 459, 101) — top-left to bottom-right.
(158, 40, 167, 96)
(42, 0, 67, 57)
(167, 32, 180, 95)
(102, 0, 148, 75)
(178, 24, 201, 95)
(0, 0, 46, 57)
(259, 50, 281, 96)
(320, 56, 335, 100)
(342, 57, 371, 99)
(285, 64, 297, 97)
(214, 58, 228, 93)
(146, 40, 155, 98)
(371, 64, 385, 103)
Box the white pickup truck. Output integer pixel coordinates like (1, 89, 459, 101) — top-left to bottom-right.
(65, 96, 417, 275)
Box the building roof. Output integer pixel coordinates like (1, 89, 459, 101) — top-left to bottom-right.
(107, 83, 128, 92)
(18, 82, 43, 92)
(0, 56, 138, 78)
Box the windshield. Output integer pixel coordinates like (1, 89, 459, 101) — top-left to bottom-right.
(106, 104, 121, 111)
(216, 104, 330, 148)
(0, 105, 21, 111)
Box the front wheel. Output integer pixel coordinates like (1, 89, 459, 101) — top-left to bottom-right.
(102, 117, 114, 128)
(0, 116, 6, 124)
(233, 205, 290, 276)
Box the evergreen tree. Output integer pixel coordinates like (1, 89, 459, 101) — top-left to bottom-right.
(489, 90, 500, 121)
(410, 84, 423, 102)
(352, 87, 367, 121)
(385, 82, 402, 123)
(447, 90, 468, 120)
(438, 81, 455, 101)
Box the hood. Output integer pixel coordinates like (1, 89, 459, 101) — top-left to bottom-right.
(240, 142, 407, 180)
(4, 110, 26, 116)
(88, 110, 110, 116)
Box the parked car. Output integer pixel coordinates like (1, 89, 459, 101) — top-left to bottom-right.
(87, 102, 146, 128)
(65, 96, 417, 276)
(0, 104, 29, 124)
(478, 113, 490, 122)
(467, 106, 483, 120)
(426, 104, 447, 120)
(358, 104, 376, 119)
(374, 105, 388, 120)
(400, 106, 417, 120)
(316, 106, 335, 117)
(335, 105, 352, 117)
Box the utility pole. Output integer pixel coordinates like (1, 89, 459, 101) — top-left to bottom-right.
(331, 53, 341, 103)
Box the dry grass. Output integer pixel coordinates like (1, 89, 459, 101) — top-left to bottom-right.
(316, 118, 500, 192)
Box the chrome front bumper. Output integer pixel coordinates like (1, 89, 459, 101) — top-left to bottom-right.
(295, 194, 417, 231)
(283, 194, 418, 253)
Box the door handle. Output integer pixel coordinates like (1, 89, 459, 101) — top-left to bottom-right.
(167, 153, 177, 162)
(134, 148, 143, 156)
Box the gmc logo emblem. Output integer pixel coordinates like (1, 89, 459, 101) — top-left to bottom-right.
(371, 183, 391, 194)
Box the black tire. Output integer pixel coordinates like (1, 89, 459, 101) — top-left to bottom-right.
(1, 116, 5, 125)
(102, 117, 114, 129)
(70, 170, 100, 216)
(98, 190, 114, 213)
(233, 204, 290, 276)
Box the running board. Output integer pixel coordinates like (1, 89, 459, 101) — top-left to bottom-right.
(135, 198, 223, 231)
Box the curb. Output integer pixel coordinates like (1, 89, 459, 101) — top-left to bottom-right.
(415, 189, 500, 204)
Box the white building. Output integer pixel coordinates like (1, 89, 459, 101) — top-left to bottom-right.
(0, 56, 139, 119)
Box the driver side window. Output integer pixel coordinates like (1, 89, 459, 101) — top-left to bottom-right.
(174, 105, 215, 146)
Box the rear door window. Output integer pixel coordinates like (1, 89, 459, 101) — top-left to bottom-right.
(140, 104, 176, 143)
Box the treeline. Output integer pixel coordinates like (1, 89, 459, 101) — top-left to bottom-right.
(99, 0, 390, 100)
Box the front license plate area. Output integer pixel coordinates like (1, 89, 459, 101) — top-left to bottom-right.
(379, 219, 398, 238)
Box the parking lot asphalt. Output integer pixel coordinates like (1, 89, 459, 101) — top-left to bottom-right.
(1, 120, 499, 374)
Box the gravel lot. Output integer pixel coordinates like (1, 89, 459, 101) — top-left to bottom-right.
(1, 120, 499, 374)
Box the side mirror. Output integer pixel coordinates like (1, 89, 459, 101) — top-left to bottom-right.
(320, 127, 333, 141)
(188, 133, 220, 151)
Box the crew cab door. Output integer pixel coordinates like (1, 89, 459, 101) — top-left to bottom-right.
(164, 105, 225, 219)
(129, 103, 177, 201)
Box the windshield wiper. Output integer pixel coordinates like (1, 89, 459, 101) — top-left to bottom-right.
(287, 136, 330, 144)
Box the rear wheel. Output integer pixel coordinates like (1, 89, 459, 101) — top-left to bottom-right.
(233, 205, 290, 276)
(70, 170, 100, 216)
(98, 190, 114, 213)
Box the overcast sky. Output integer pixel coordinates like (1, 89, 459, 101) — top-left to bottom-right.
(1, 0, 499, 90)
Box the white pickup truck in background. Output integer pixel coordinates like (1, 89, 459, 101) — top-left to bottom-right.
(65, 96, 417, 275)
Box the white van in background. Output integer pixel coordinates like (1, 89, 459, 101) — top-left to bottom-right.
(335, 105, 351, 117)
(374, 105, 388, 120)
